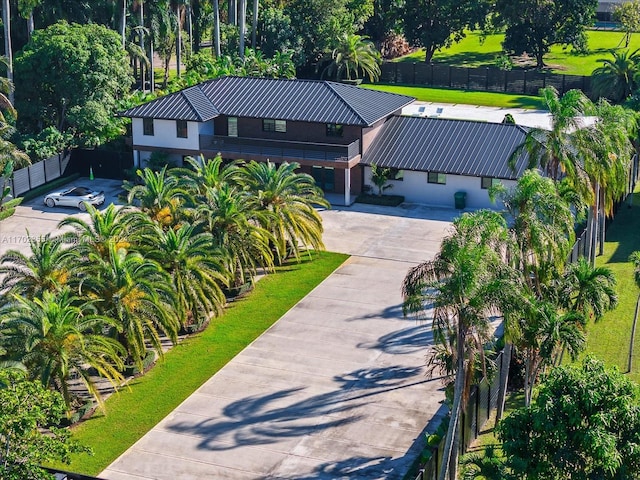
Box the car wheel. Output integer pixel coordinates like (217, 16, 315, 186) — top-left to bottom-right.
(78, 202, 87, 211)
(45, 198, 55, 208)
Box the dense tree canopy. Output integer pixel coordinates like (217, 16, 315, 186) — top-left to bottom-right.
(403, 0, 491, 63)
(498, 357, 640, 479)
(495, 0, 598, 68)
(14, 21, 132, 148)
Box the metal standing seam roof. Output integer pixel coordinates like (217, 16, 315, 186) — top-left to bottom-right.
(362, 116, 531, 180)
(119, 76, 414, 127)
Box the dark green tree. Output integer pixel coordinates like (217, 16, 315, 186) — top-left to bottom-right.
(0, 370, 90, 479)
(403, 0, 491, 63)
(14, 21, 133, 147)
(495, 0, 598, 69)
(591, 49, 640, 103)
(498, 357, 640, 479)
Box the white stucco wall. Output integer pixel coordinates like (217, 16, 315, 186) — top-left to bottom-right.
(132, 118, 201, 150)
(363, 167, 517, 210)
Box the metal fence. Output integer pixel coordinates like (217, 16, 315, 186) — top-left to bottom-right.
(6, 152, 71, 197)
(380, 63, 592, 97)
(413, 351, 506, 480)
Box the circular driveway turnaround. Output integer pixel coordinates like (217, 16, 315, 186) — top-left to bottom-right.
(101, 202, 456, 480)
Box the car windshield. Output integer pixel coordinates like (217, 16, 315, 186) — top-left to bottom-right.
(67, 187, 92, 196)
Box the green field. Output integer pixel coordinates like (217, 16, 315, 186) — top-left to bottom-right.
(53, 251, 348, 476)
(395, 30, 640, 76)
(582, 191, 640, 382)
(362, 83, 545, 109)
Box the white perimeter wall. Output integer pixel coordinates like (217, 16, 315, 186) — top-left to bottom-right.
(132, 118, 202, 150)
(363, 166, 516, 210)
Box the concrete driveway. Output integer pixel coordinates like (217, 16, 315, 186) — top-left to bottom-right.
(101, 202, 456, 480)
(0, 177, 125, 258)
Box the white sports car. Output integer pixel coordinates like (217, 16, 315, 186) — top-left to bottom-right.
(44, 186, 105, 211)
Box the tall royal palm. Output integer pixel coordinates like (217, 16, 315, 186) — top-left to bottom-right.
(197, 183, 274, 287)
(403, 210, 517, 480)
(591, 49, 640, 103)
(0, 289, 125, 409)
(509, 87, 592, 196)
(80, 242, 179, 368)
(141, 223, 229, 330)
(0, 233, 74, 297)
(238, 160, 329, 262)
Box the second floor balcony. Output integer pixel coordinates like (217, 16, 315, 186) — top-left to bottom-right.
(199, 135, 360, 164)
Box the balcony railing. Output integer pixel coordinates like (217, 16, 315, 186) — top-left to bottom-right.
(199, 135, 360, 162)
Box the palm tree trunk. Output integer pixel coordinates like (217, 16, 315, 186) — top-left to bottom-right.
(150, 37, 155, 92)
(140, 0, 145, 91)
(629, 294, 640, 373)
(591, 183, 600, 265)
(438, 334, 465, 480)
(187, 1, 193, 54)
(2, 0, 13, 105)
(251, 0, 258, 49)
(213, 0, 221, 57)
(176, 5, 182, 77)
(598, 189, 606, 257)
(496, 341, 512, 422)
(229, 0, 236, 25)
(121, 0, 127, 48)
(27, 12, 34, 39)
(238, 0, 246, 58)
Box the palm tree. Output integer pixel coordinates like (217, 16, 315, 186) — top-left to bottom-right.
(402, 210, 517, 480)
(591, 49, 640, 103)
(126, 166, 190, 227)
(171, 154, 240, 198)
(560, 257, 618, 321)
(0, 233, 74, 297)
(509, 87, 592, 191)
(141, 223, 229, 330)
(321, 33, 382, 82)
(579, 101, 636, 259)
(196, 183, 274, 287)
(58, 203, 148, 261)
(79, 242, 179, 369)
(237, 160, 329, 262)
(490, 170, 575, 418)
(0, 289, 125, 409)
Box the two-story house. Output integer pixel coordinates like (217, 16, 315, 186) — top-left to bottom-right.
(119, 76, 414, 206)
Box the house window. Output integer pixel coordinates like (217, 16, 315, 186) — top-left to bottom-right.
(228, 117, 238, 137)
(143, 118, 154, 136)
(481, 177, 500, 189)
(263, 119, 286, 133)
(176, 120, 188, 138)
(428, 172, 446, 184)
(326, 124, 344, 137)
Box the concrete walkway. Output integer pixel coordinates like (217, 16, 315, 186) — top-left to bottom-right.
(101, 202, 456, 480)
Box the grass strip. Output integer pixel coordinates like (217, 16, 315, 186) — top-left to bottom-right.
(583, 191, 640, 382)
(362, 84, 545, 109)
(55, 251, 348, 476)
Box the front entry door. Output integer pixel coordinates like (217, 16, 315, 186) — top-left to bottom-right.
(311, 166, 335, 192)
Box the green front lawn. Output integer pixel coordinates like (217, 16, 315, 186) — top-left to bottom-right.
(362, 83, 545, 109)
(395, 30, 640, 76)
(55, 251, 348, 476)
(583, 191, 640, 382)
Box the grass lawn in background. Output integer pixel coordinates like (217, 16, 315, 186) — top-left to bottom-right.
(394, 30, 640, 76)
(52, 251, 348, 476)
(581, 190, 640, 382)
(362, 83, 545, 109)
